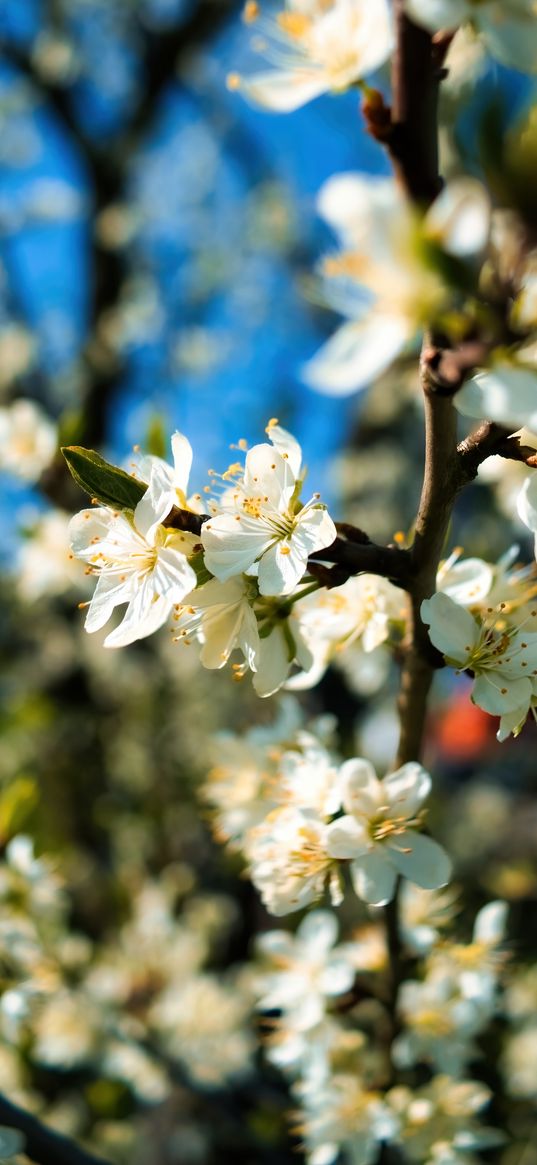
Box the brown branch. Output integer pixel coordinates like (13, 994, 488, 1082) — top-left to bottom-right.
(389, 1, 443, 203)
(0, 1092, 111, 1165)
(457, 422, 537, 481)
(309, 537, 412, 588)
(422, 339, 491, 396)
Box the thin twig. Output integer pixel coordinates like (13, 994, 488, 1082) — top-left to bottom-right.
(457, 422, 537, 480)
(0, 1092, 112, 1165)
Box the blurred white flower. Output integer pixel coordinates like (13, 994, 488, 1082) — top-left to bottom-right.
(288, 573, 406, 688)
(248, 806, 341, 916)
(399, 884, 459, 956)
(0, 399, 56, 481)
(405, 0, 537, 74)
(33, 990, 99, 1068)
(456, 363, 537, 432)
(388, 1076, 502, 1165)
(297, 1071, 394, 1165)
(305, 174, 489, 394)
(17, 509, 88, 600)
(394, 902, 506, 1074)
(228, 0, 393, 112)
(149, 972, 254, 1087)
(393, 974, 485, 1075)
(255, 910, 356, 1031)
(503, 1023, 537, 1098)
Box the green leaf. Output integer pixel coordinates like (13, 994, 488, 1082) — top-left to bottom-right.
(62, 446, 146, 511)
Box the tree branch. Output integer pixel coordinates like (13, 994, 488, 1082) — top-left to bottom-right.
(0, 1093, 112, 1165)
(421, 339, 491, 396)
(457, 422, 537, 481)
(389, 1, 443, 203)
(309, 537, 412, 588)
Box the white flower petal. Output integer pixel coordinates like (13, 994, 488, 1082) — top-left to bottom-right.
(235, 69, 328, 113)
(84, 571, 135, 633)
(104, 578, 171, 648)
(404, 0, 471, 33)
(202, 514, 273, 581)
(339, 758, 381, 817)
(317, 173, 404, 249)
(387, 831, 452, 890)
(253, 626, 293, 697)
(257, 539, 308, 596)
(298, 909, 338, 954)
(517, 472, 537, 536)
(350, 851, 397, 906)
(267, 423, 303, 478)
(303, 315, 409, 396)
(171, 430, 193, 497)
(439, 556, 494, 606)
(473, 900, 507, 944)
(456, 364, 537, 430)
(134, 461, 176, 542)
(244, 443, 296, 510)
(382, 763, 432, 818)
(421, 592, 479, 661)
(326, 815, 369, 860)
(425, 178, 490, 257)
(68, 508, 117, 558)
(472, 672, 532, 715)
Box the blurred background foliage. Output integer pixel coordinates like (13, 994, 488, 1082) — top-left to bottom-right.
(0, 1, 536, 1163)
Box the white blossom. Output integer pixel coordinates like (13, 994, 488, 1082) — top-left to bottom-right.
(201, 432, 336, 596)
(69, 473, 198, 648)
(405, 0, 537, 75)
(394, 902, 506, 1074)
(399, 884, 459, 956)
(305, 174, 489, 394)
(0, 399, 56, 482)
(255, 910, 356, 1031)
(517, 472, 537, 559)
(326, 759, 451, 907)
(173, 573, 317, 696)
(297, 1072, 395, 1165)
(228, 0, 393, 112)
(393, 974, 486, 1076)
(287, 573, 406, 688)
(421, 591, 537, 728)
(388, 1076, 502, 1165)
(17, 509, 88, 600)
(248, 806, 341, 916)
(149, 972, 255, 1087)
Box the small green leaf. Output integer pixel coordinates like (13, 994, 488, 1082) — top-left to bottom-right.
(62, 447, 146, 511)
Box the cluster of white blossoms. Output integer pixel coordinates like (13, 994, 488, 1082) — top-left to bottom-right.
(0, 834, 255, 1101)
(394, 901, 508, 1076)
(69, 422, 338, 680)
(203, 711, 450, 916)
(250, 892, 508, 1165)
